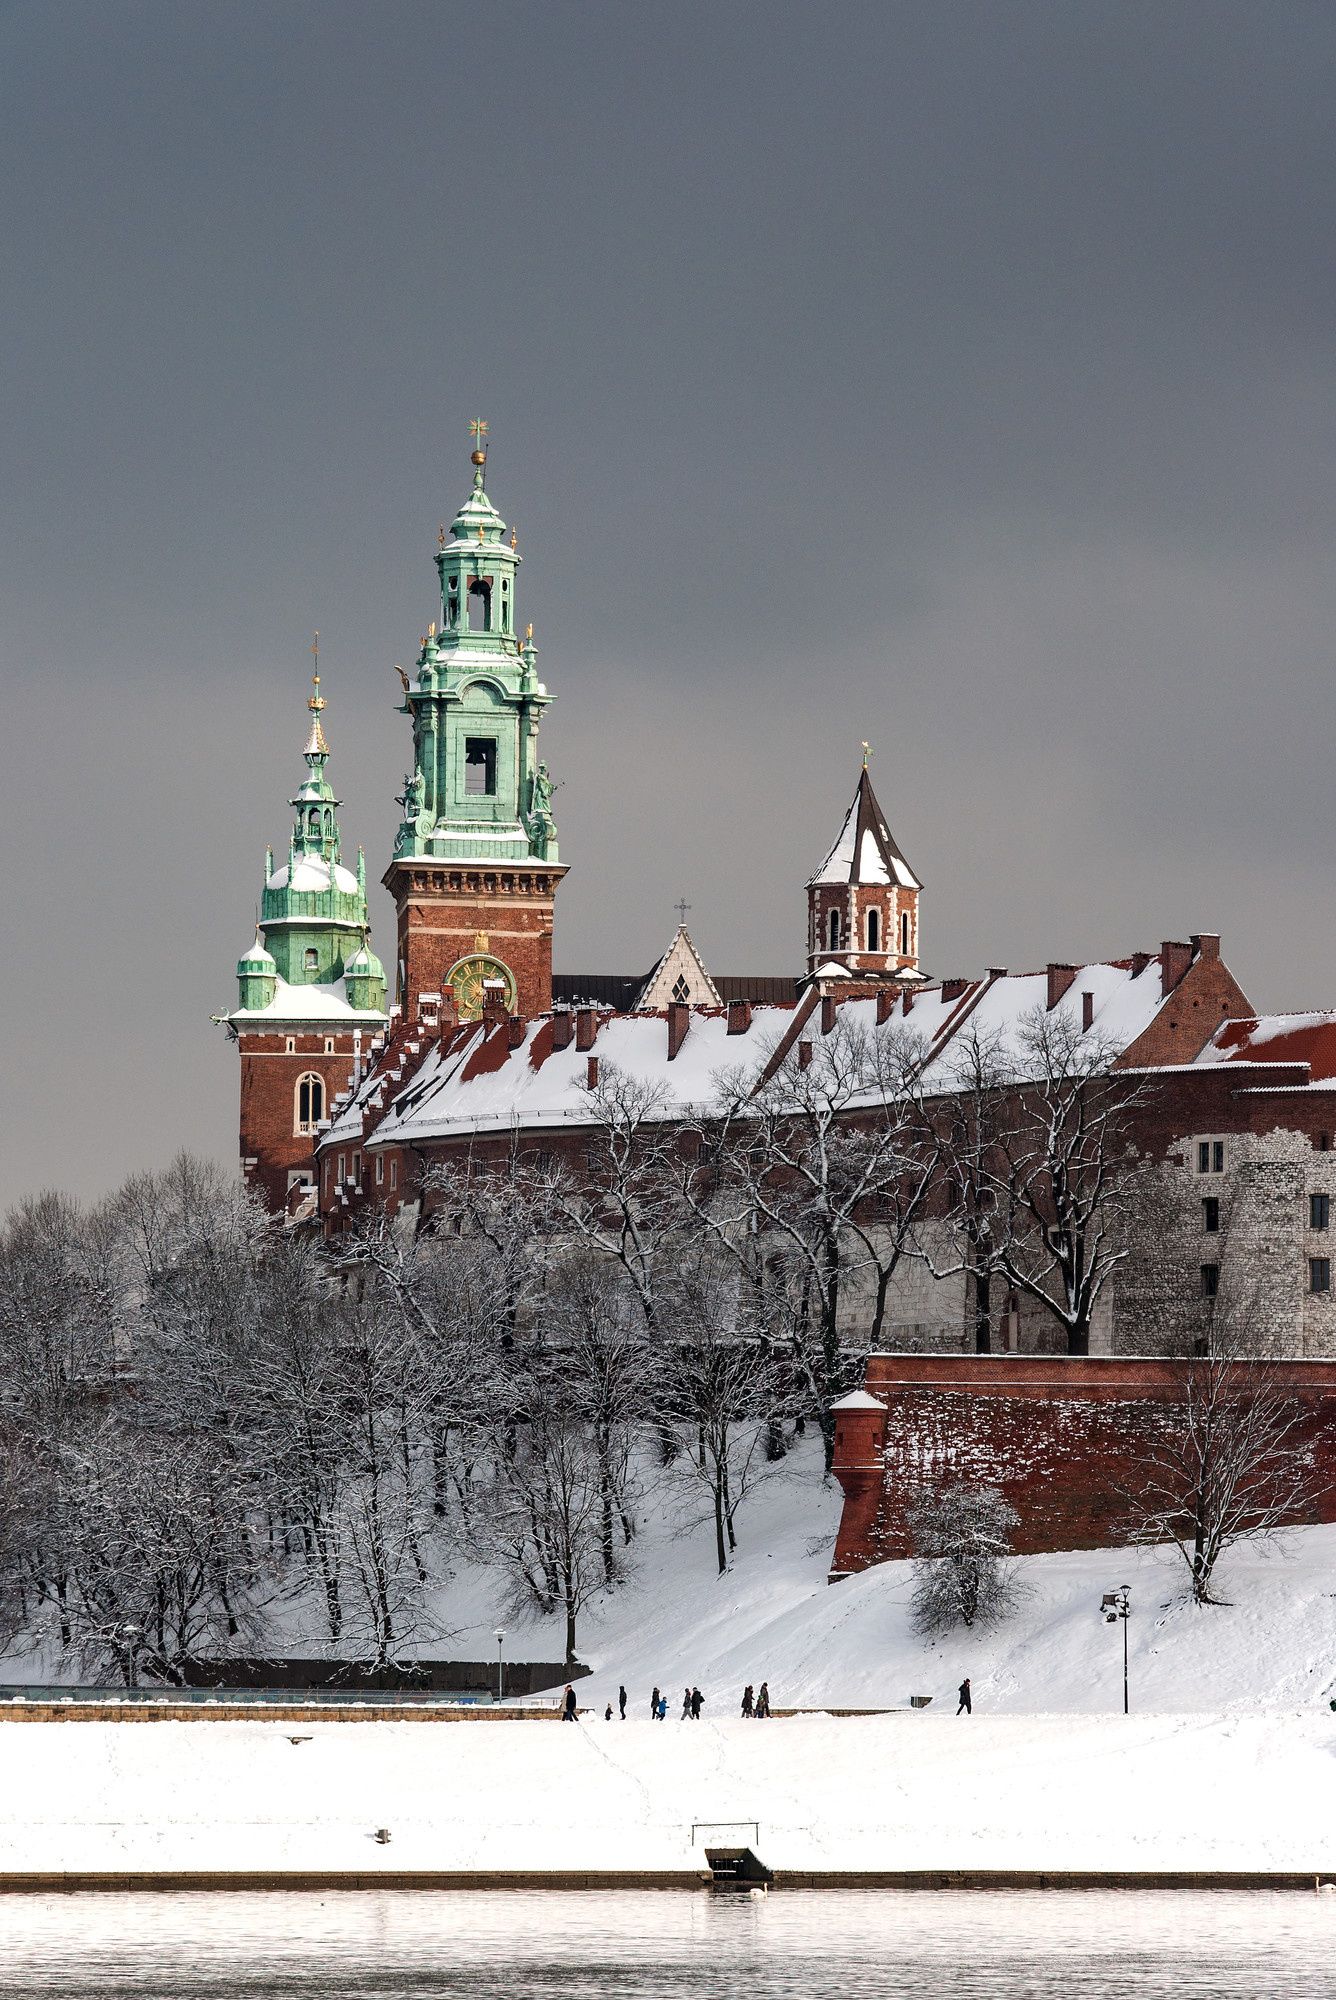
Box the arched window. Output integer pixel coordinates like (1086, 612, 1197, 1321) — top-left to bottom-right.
(468, 578, 491, 631)
(866, 907, 880, 952)
(900, 910, 911, 955)
(828, 907, 842, 951)
(303, 947, 319, 972)
(295, 1073, 324, 1135)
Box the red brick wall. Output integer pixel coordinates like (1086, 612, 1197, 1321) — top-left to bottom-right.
(830, 1353, 1336, 1573)
(1120, 943, 1253, 1068)
(238, 1032, 358, 1215)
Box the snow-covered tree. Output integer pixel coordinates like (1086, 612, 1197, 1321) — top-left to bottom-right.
(908, 1481, 1026, 1634)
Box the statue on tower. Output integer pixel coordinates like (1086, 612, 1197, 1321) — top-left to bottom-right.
(524, 761, 557, 860)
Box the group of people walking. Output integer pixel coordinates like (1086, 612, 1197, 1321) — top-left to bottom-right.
(574, 1679, 781, 1721)
(739, 1683, 771, 1717)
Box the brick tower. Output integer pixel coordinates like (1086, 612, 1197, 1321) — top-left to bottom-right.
(384, 429, 566, 1024)
(224, 676, 388, 1213)
(806, 760, 924, 983)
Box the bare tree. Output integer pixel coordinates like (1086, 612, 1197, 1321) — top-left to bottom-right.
(908, 1482, 1027, 1634)
(1130, 1278, 1314, 1605)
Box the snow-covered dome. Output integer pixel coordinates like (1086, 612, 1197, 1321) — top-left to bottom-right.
(266, 855, 359, 896)
(344, 940, 386, 980)
(237, 935, 276, 975)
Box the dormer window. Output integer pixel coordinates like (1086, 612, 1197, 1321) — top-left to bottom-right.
(303, 947, 319, 972)
(465, 738, 497, 796)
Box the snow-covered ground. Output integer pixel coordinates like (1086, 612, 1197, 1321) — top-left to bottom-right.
(433, 1436, 1336, 1719)
(8, 1442, 1336, 1877)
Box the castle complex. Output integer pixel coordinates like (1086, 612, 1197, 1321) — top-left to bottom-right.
(223, 439, 1336, 1568)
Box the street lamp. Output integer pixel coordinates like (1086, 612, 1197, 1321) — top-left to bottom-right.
(119, 1624, 143, 1691)
(1100, 1587, 1131, 1714)
(494, 1627, 506, 1703)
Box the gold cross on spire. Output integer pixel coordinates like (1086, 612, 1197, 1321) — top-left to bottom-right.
(310, 634, 324, 711)
(469, 418, 488, 445)
(861, 740, 872, 768)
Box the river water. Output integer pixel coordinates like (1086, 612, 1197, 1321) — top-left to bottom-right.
(0, 1889, 1331, 1998)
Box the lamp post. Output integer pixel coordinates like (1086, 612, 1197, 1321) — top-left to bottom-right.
(1101, 1587, 1131, 1714)
(119, 1624, 143, 1691)
(494, 1627, 506, 1703)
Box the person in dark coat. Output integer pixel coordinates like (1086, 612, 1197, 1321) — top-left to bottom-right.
(957, 1677, 972, 1715)
(756, 1682, 770, 1718)
(563, 1685, 578, 1721)
(650, 1685, 660, 1719)
(690, 1686, 704, 1719)
(604, 1702, 612, 1720)
(741, 1684, 754, 1718)
(619, 1686, 627, 1719)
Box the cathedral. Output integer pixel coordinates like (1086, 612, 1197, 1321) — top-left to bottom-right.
(225, 433, 927, 1218)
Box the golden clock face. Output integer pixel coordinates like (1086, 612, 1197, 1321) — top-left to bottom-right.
(447, 953, 517, 1021)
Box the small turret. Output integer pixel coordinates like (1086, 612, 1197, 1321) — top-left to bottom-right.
(344, 935, 387, 1013)
(236, 928, 277, 1012)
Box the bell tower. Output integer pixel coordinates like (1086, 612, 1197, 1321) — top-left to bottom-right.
(384, 427, 566, 1023)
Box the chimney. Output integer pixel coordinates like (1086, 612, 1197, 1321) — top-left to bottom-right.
(876, 990, 895, 1025)
(1082, 991, 1094, 1032)
(482, 981, 508, 1026)
(552, 1010, 573, 1051)
(507, 1016, 526, 1049)
(586, 1055, 600, 1088)
(667, 1001, 690, 1060)
(727, 998, 751, 1035)
(1160, 940, 1192, 998)
(902, 991, 914, 1014)
(576, 1007, 597, 1052)
(821, 994, 837, 1035)
(798, 1040, 813, 1070)
(1046, 964, 1077, 1011)
(1130, 952, 1151, 979)
(941, 978, 969, 1003)
(1190, 933, 1220, 963)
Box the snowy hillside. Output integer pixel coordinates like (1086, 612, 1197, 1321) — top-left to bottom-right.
(428, 1437, 1336, 1718)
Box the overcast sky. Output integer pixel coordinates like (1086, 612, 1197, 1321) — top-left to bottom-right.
(3, 1, 1336, 1209)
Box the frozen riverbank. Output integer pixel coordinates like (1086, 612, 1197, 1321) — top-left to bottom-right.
(3, 1707, 1335, 1878)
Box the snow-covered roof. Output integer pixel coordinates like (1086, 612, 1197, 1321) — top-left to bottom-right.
(267, 856, 359, 896)
(830, 1390, 888, 1411)
(1192, 1012, 1336, 1084)
(229, 974, 387, 1027)
(808, 768, 921, 892)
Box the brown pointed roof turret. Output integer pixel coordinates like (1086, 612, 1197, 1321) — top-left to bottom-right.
(806, 766, 921, 892)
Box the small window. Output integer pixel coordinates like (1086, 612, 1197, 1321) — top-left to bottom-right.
(465, 737, 497, 796)
(337, 1153, 346, 1184)
(1202, 1198, 1220, 1233)
(671, 973, 690, 1003)
(324, 1037, 335, 1055)
(901, 910, 910, 955)
(1312, 1258, 1331, 1294)
(1197, 1141, 1210, 1174)
(1213, 1141, 1225, 1174)
(376, 1155, 384, 1186)
(828, 908, 841, 951)
(1321, 1134, 1332, 1153)
(285, 1036, 295, 1055)
(390, 1158, 398, 1191)
(1197, 1140, 1226, 1175)
(1313, 1194, 1331, 1232)
(351, 1153, 360, 1185)
(304, 947, 319, 972)
(1200, 1263, 1220, 1298)
(866, 908, 880, 952)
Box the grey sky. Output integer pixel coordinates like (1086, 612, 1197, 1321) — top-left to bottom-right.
(3, 1, 1335, 1207)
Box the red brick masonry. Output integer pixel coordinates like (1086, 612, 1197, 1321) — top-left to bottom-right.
(829, 1354, 1336, 1575)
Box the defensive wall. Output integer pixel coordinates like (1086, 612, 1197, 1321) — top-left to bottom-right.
(828, 1354, 1336, 1575)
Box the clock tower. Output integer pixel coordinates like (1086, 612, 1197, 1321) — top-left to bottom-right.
(384, 430, 566, 1024)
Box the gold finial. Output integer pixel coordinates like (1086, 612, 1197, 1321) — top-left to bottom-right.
(510, 525, 517, 551)
(477, 523, 484, 543)
(428, 620, 435, 638)
(525, 622, 533, 642)
(861, 740, 872, 769)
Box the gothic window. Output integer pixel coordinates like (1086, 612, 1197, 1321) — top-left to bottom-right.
(324, 1037, 335, 1055)
(465, 737, 497, 796)
(828, 908, 841, 951)
(900, 910, 911, 955)
(866, 908, 880, 952)
(468, 578, 491, 631)
(671, 973, 690, 1003)
(285, 1037, 295, 1055)
(304, 947, 319, 972)
(295, 1073, 325, 1135)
